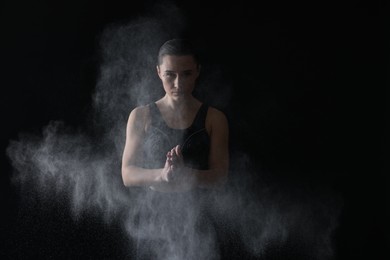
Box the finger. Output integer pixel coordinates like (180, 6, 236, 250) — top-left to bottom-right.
(166, 155, 173, 166)
(175, 145, 181, 157)
(171, 148, 178, 160)
(168, 158, 174, 165)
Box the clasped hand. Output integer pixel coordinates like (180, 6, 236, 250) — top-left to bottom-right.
(160, 145, 193, 184)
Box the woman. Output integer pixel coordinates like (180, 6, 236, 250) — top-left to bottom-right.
(120, 38, 231, 259)
(121, 38, 229, 193)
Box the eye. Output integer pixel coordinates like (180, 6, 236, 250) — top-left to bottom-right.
(183, 71, 192, 77)
(164, 72, 175, 78)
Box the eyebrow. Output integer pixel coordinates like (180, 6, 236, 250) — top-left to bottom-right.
(164, 69, 193, 73)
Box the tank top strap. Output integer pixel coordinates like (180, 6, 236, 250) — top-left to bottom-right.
(148, 102, 162, 127)
(191, 103, 209, 129)
(148, 102, 208, 130)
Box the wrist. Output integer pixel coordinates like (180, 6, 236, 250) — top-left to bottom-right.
(153, 168, 165, 184)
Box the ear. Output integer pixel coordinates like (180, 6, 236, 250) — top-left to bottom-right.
(195, 65, 201, 79)
(156, 65, 163, 80)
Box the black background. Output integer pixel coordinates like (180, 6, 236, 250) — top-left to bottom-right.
(1, 1, 388, 259)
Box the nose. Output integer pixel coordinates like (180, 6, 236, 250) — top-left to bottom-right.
(174, 75, 182, 89)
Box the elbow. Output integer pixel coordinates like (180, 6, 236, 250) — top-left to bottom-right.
(121, 170, 130, 187)
(213, 166, 229, 188)
(217, 169, 228, 186)
(199, 168, 228, 189)
(121, 166, 134, 187)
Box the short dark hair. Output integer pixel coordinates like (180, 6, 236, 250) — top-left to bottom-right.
(157, 38, 199, 66)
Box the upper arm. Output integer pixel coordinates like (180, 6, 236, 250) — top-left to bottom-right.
(207, 108, 229, 174)
(121, 107, 147, 169)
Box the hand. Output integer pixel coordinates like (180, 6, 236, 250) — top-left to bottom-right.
(169, 145, 196, 186)
(160, 145, 183, 182)
(155, 145, 196, 192)
(169, 145, 184, 172)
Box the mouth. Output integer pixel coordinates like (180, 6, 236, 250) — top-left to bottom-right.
(172, 92, 184, 95)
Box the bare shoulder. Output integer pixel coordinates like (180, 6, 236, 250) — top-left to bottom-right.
(206, 106, 228, 128)
(207, 106, 227, 120)
(127, 105, 150, 129)
(128, 105, 149, 118)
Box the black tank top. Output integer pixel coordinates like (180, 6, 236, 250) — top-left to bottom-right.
(142, 102, 210, 170)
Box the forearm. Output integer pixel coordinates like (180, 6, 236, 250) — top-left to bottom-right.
(193, 168, 228, 189)
(122, 165, 192, 192)
(151, 166, 228, 191)
(122, 165, 227, 191)
(121, 165, 162, 187)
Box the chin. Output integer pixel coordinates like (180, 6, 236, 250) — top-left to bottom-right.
(172, 94, 186, 99)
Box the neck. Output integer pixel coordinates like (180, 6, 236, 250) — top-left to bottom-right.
(162, 95, 197, 110)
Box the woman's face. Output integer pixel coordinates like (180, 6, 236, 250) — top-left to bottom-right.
(157, 55, 200, 100)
